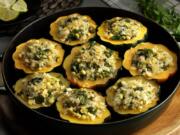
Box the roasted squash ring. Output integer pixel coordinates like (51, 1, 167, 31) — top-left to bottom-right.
(14, 72, 69, 109)
(106, 76, 160, 114)
(12, 38, 64, 73)
(122, 42, 177, 82)
(97, 17, 147, 46)
(50, 13, 97, 46)
(56, 88, 110, 124)
(63, 41, 122, 88)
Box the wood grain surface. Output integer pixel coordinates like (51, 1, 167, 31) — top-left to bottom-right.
(134, 85, 180, 135)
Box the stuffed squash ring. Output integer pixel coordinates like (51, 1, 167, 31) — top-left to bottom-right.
(97, 17, 147, 46)
(14, 72, 69, 109)
(106, 76, 160, 114)
(12, 38, 64, 73)
(123, 42, 177, 82)
(63, 41, 122, 88)
(50, 13, 97, 46)
(56, 88, 110, 124)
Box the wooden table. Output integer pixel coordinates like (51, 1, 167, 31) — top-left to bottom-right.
(134, 85, 180, 135)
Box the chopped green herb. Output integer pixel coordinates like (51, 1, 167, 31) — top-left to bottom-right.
(29, 77, 43, 85)
(63, 100, 76, 108)
(33, 48, 50, 60)
(68, 29, 83, 40)
(88, 107, 97, 115)
(89, 40, 96, 46)
(104, 50, 113, 57)
(111, 35, 123, 40)
(35, 95, 44, 104)
(136, 49, 153, 58)
(134, 87, 144, 91)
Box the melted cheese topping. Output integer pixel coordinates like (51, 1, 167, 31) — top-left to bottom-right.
(18, 40, 60, 71)
(71, 42, 119, 80)
(111, 78, 159, 110)
(57, 13, 96, 42)
(132, 47, 174, 75)
(104, 17, 142, 40)
(16, 73, 67, 107)
(60, 88, 107, 120)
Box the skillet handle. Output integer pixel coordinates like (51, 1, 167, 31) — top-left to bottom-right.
(0, 52, 7, 95)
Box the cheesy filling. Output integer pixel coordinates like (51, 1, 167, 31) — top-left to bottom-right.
(104, 17, 141, 40)
(17, 73, 67, 106)
(18, 42, 59, 71)
(71, 42, 118, 80)
(61, 88, 106, 120)
(112, 79, 158, 110)
(57, 14, 95, 42)
(132, 48, 174, 75)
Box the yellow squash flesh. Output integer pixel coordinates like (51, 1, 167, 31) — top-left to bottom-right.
(50, 13, 97, 46)
(63, 42, 122, 88)
(56, 88, 110, 124)
(106, 76, 160, 114)
(14, 72, 69, 109)
(122, 42, 177, 82)
(12, 38, 64, 73)
(97, 17, 147, 46)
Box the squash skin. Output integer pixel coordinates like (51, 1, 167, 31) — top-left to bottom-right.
(122, 42, 177, 82)
(63, 42, 122, 88)
(12, 38, 64, 73)
(97, 17, 147, 46)
(56, 88, 111, 124)
(14, 72, 70, 109)
(50, 13, 97, 46)
(106, 76, 160, 115)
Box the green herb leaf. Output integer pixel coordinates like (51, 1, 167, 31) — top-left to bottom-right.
(136, 0, 180, 40)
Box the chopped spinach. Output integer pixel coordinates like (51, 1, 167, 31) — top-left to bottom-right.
(161, 62, 169, 70)
(111, 35, 123, 40)
(68, 29, 83, 40)
(134, 87, 144, 91)
(136, 49, 153, 58)
(33, 48, 50, 60)
(63, 100, 76, 108)
(89, 40, 96, 46)
(29, 77, 43, 85)
(35, 95, 44, 104)
(88, 107, 97, 115)
(74, 107, 84, 115)
(104, 49, 113, 57)
(65, 17, 78, 24)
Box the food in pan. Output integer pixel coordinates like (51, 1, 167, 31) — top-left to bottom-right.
(50, 13, 97, 46)
(106, 76, 160, 114)
(63, 41, 122, 88)
(14, 72, 69, 109)
(12, 38, 64, 73)
(123, 42, 177, 82)
(56, 88, 110, 124)
(97, 17, 147, 46)
(9, 10, 179, 126)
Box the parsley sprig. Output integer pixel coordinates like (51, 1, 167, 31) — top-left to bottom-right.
(136, 0, 180, 41)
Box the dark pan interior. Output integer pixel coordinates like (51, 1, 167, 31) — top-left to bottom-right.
(2, 7, 180, 124)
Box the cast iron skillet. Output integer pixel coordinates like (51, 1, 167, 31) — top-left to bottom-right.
(1, 7, 180, 135)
